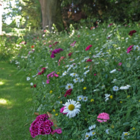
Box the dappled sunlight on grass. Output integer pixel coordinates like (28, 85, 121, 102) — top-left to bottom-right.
(0, 98, 8, 104)
(0, 81, 4, 85)
(0, 98, 12, 106)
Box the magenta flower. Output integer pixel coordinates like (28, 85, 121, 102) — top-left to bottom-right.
(55, 128, 62, 134)
(49, 45, 52, 47)
(60, 106, 67, 114)
(94, 73, 97, 76)
(68, 52, 73, 57)
(129, 30, 136, 36)
(118, 62, 122, 66)
(70, 41, 76, 47)
(51, 128, 62, 135)
(85, 45, 92, 51)
(29, 114, 53, 138)
(127, 45, 133, 53)
(108, 23, 113, 27)
(97, 112, 110, 123)
(64, 89, 72, 97)
(86, 59, 92, 62)
(46, 79, 50, 84)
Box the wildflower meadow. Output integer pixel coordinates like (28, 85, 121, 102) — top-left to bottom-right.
(5, 22, 140, 140)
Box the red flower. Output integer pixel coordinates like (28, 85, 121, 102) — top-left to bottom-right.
(31, 45, 34, 48)
(68, 52, 73, 57)
(85, 45, 92, 51)
(86, 59, 92, 62)
(129, 30, 136, 36)
(53, 42, 59, 46)
(64, 89, 72, 97)
(33, 84, 37, 88)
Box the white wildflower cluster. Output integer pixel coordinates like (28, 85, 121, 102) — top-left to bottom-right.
(77, 95, 88, 102)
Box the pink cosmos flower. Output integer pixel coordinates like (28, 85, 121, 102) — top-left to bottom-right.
(85, 45, 92, 51)
(70, 41, 76, 47)
(46, 79, 50, 84)
(60, 106, 67, 114)
(127, 45, 133, 53)
(94, 73, 97, 76)
(97, 112, 110, 123)
(58, 56, 66, 66)
(49, 45, 52, 47)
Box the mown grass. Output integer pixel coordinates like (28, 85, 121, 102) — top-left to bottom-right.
(0, 61, 36, 140)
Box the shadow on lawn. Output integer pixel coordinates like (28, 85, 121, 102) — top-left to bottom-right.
(0, 61, 35, 140)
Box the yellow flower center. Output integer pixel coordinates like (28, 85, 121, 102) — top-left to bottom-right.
(79, 98, 81, 100)
(90, 99, 94, 102)
(110, 95, 113, 99)
(124, 133, 128, 136)
(68, 85, 71, 88)
(68, 104, 75, 111)
(84, 98, 86, 100)
(92, 132, 95, 135)
(86, 135, 89, 137)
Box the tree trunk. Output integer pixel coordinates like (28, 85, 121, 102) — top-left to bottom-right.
(39, 0, 63, 31)
(0, 1, 3, 35)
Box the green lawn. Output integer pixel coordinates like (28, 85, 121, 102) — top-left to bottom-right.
(0, 61, 35, 140)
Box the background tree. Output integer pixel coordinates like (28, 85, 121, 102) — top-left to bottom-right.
(39, 0, 64, 31)
(0, 0, 3, 35)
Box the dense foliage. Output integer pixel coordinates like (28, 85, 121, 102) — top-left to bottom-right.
(4, 21, 140, 140)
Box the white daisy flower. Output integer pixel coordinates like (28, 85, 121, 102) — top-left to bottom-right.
(62, 71, 67, 76)
(111, 79, 117, 83)
(90, 130, 96, 136)
(122, 132, 130, 139)
(79, 78, 84, 82)
(120, 85, 131, 90)
(133, 45, 140, 51)
(70, 73, 78, 77)
(110, 69, 116, 73)
(77, 95, 83, 101)
(65, 65, 70, 68)
(30, 82, 33, 86)
(84, 70, 90, 75)
(101, 85, 105, 89)
(65, 83, 74, 90)
(105, 94, 110, 102)
(73, 78, 80, 83)
(113, 86, 119, 91)
(85, 132, 91, 140)
(63, 99, 81, 118)
(93, 89, 100, 92)
(84, 66, 90, 70)
(27, 77, 30, 81)
(83, 96, 88, 102)
(105, 129, 109, 134)
(89, 125, 96, 130)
